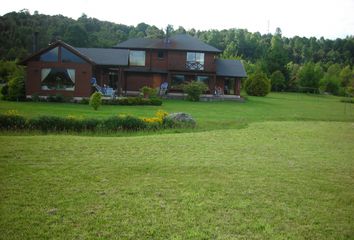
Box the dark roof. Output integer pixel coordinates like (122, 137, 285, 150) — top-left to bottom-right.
(216, 59, 247, 78)
(115, 34, 221, 53)
(75, 48, 128, 66)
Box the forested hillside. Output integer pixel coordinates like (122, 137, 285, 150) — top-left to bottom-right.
(1, 10, 353, 94)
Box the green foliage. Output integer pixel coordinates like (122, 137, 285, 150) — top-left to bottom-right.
(298, 62, 324, 89)
(0, 110, 26, 130)
(47, 94, 66, 102)
(183, 81, 208, 101)
(319, 65, 341, 95)
(270, 70, 286, 91)
(339, 65, 353, 87)
(6, 75, 26, 101)
(89, 92, 102, 110)
(140, 86, 157, 98)
(245, 72, 271, 96)
(0, 60, 25, 101)
(100, 115, 148, 131)
(101, 97, 162, 106)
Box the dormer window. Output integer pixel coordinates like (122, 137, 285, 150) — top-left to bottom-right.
(186, 52, 204, 70)
(129, 50, 146, 66)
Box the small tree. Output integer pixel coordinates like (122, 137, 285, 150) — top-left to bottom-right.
(183, 81, 208, 101)
(7, 75, 25, 101)
(89, 92, 102, 110)
(245, 72, 271, 96)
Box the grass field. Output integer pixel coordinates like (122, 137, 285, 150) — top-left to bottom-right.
(0, 93, 354, 239)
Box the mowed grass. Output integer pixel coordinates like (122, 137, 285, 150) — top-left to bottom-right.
(0, 121, 353, 239)
(0, 92, 353, 131)
(0, 93, 354, 239)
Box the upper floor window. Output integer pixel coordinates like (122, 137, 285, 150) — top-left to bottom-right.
(129, 50, 145, 66)
(186, 52, 205, 70)
(40, 47, 59, 62)
(158, 50, 164, 59)
(61, 47, 86, 63)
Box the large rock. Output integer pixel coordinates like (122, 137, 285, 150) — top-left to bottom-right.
(165, 112, 196, 127)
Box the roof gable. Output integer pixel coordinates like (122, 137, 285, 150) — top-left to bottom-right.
(115, 34, 221, 53)
(20, 40, 94, 65)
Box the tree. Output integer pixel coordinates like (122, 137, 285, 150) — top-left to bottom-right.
(245, 71, 271, 96)
(339, 65, 353, 87)
(319, 63, 342, 95)
(145, 26, 164, 39)
(64, 24, 88, 47)
(270, 70, 285, 91)
(298, 62, 323, 90)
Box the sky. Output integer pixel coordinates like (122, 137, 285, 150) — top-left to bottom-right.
(1, 0, 354, 39)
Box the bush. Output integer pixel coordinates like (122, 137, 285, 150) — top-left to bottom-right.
(101, 97, 162, 106)
(0, 111, 193, 133)
(31, 93, 41, 102)
(27, 116, 68, 132)
(89, 92, 102, 110)
(183, 81, 208, 101)
(319, 75, 340, 95)
(6, 75, 25, 101)
(140, 86, 157, 99)
(245, 72, 271, 96)
(0, 110, 26, 130)
(340, 98, 354, 104)
(100, 115, 147, 131)
(79, 98, 89, 104)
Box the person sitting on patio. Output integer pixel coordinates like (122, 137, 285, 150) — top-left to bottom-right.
(159, 81, 168, 96)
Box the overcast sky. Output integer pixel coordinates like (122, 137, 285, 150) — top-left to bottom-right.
(1, 0, 353, 39)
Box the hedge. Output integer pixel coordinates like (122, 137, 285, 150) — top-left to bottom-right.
(0, 110, 193, 133)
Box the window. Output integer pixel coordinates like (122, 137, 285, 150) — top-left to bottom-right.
(129, 50, 145, 66)
(170, 75, 187, 90)
(196, 76, 210, 86)
(61, 47, 85, 63)
(158, 50, 164, 59)
(186, 52, 204, 70)
(41, 68, 75, 91)
(40, 47, 59, 62)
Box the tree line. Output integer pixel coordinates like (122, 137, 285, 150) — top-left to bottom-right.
(0, 10, 353, 95)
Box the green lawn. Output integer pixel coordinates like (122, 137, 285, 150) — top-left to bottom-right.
(0, 92, 353, 131)
(0, 93, 354, 239)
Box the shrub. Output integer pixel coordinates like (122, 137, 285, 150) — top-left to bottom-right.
(340, 98, 354, 104)
(101, 97, 162, 106)
(31, 93, 41, 102)
(101, 115, 147, 131)
(27, 116, 67, 132)
(245, 72, 271, 96)
(0, 110, 26, 130)
(320, 74, 340, 95)
(79, 98, 89, 104)
(6, 75, 25, 101)
(89, 92, 102, 110)
(183, 81, 208, 101)
(140, 86, 157, 99)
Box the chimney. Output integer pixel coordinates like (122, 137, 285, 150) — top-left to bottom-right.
(32, 32, 39, 53)
(164, 25, 171, 46)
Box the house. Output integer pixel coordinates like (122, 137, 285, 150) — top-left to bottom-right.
(20, 34, 247, 99)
